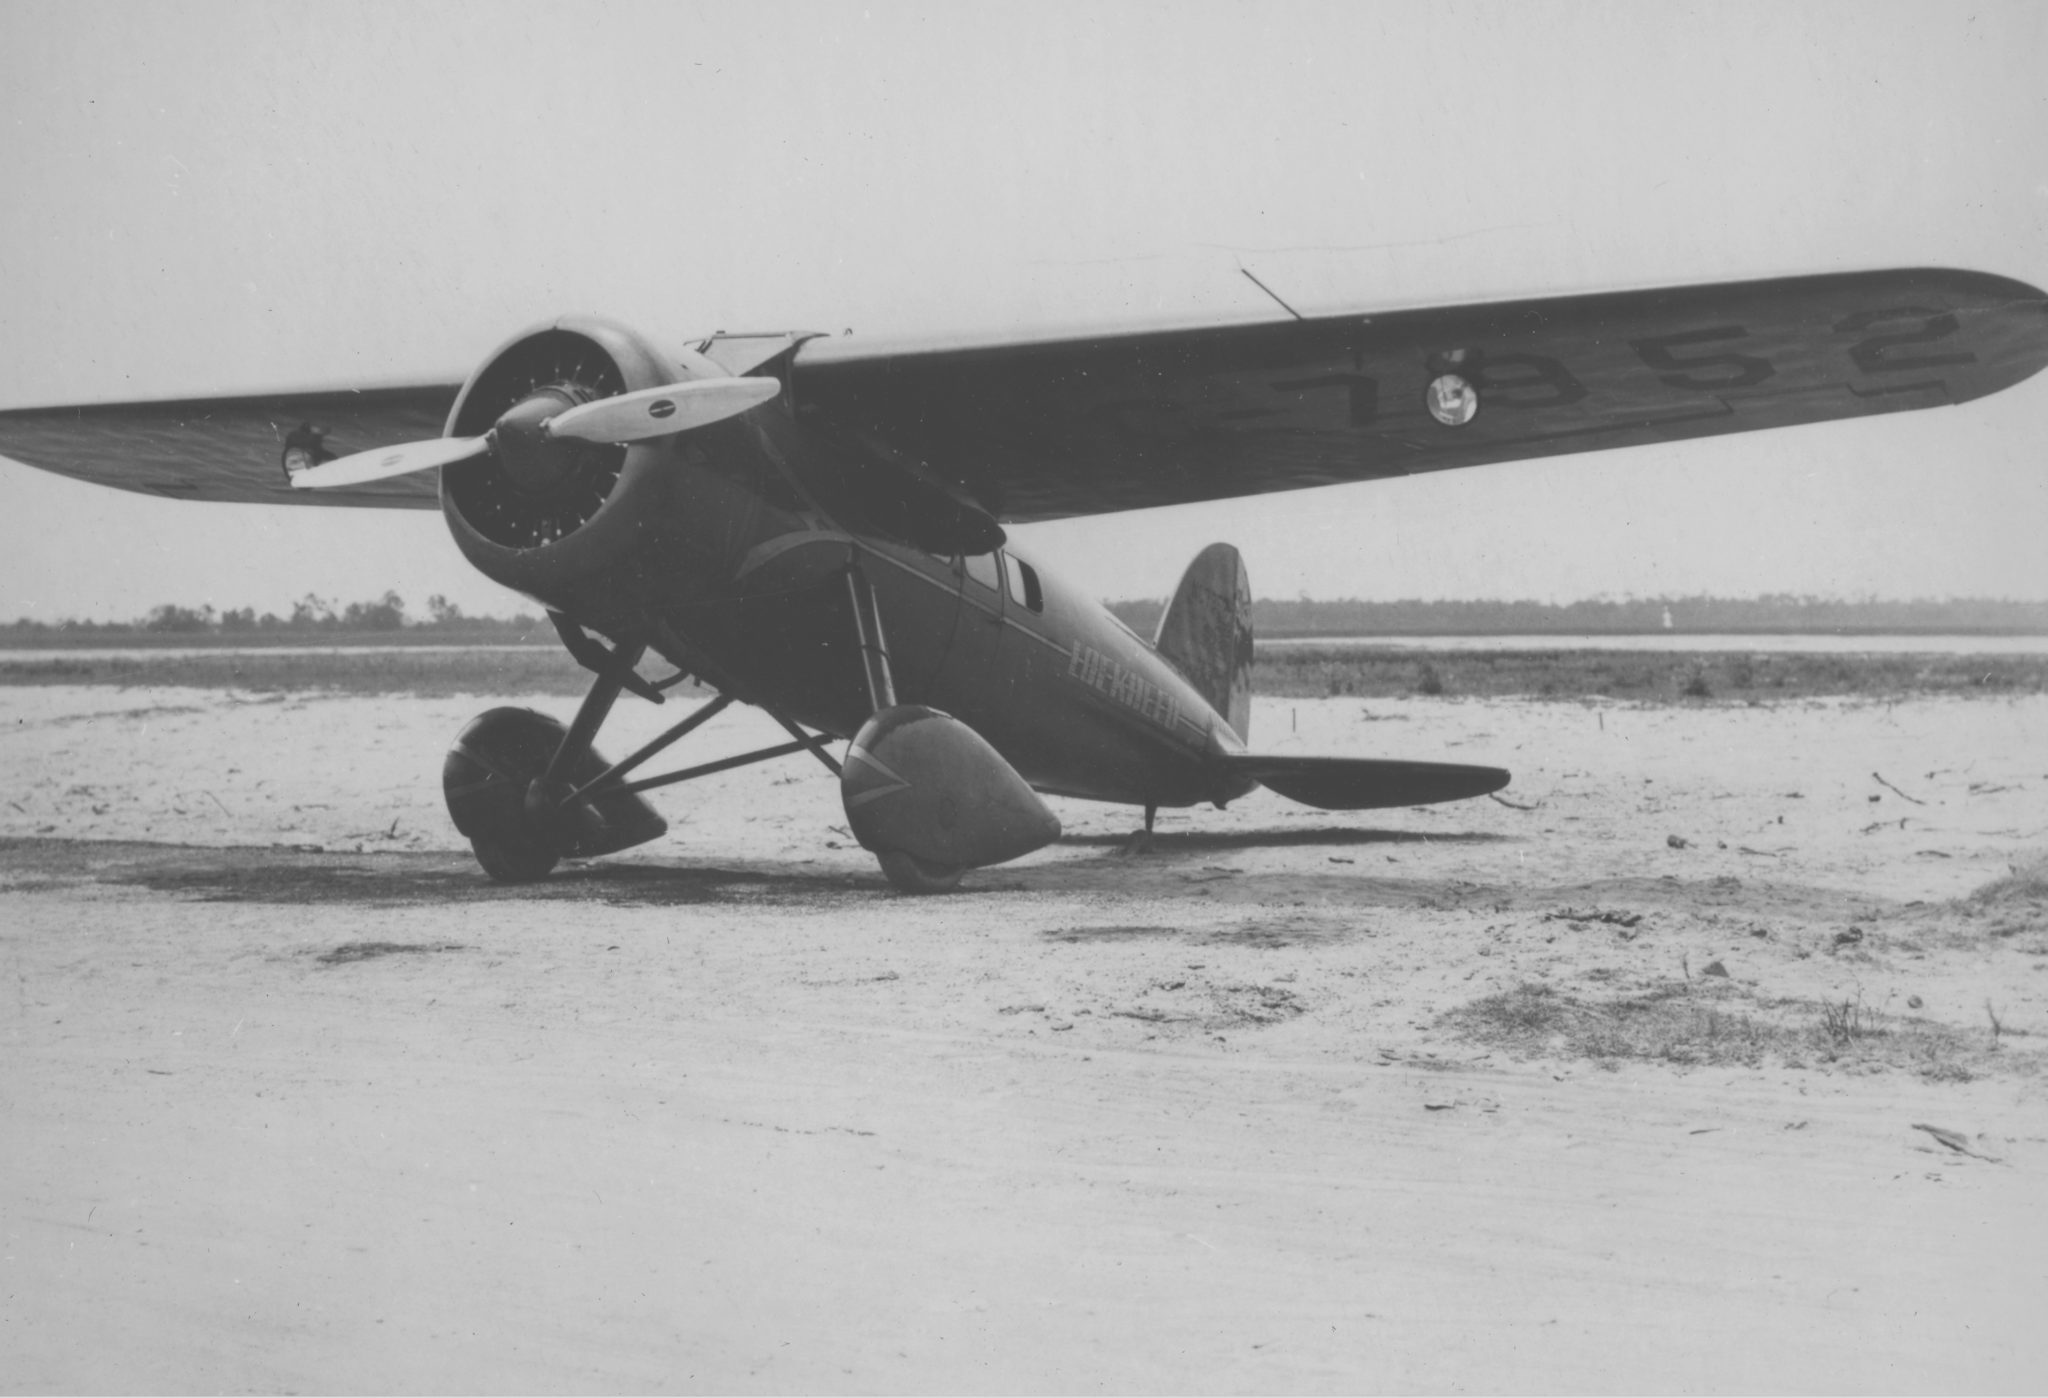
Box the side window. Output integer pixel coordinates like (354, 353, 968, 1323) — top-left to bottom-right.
(964, 551, 1001, 592)
(1005, 553, 1044, 613)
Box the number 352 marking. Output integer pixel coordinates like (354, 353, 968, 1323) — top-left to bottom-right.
(1263, 306, 1979, 421)
(1629, 309, 1976, 391)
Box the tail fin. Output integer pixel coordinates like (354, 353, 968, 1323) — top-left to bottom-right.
(1155, 542, 1253, 741)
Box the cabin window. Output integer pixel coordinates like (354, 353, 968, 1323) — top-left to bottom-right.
(1005, 553, 1044, 613)
(964, 551, 1001, 592)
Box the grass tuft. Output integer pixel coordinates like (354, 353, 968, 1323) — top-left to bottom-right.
(1441, 978, 2008, 1080)
(1964, 854, 2048, 940)
(1818, 996, 1876, 1047)
(1971, 854, 2048, 907)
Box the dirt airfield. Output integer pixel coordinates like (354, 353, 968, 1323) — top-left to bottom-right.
(3, 682, 2046, 1392)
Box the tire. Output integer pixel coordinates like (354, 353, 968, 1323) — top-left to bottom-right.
(444, 707, 658, 882)
(876, 848, 965, 894)
(471, 834, 559, 884)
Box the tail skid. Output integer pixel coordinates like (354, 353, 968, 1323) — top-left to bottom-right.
(1222, 753, 1510, 810)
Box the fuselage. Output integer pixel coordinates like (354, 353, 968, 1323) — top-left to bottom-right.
(443, 401, 1256, 811)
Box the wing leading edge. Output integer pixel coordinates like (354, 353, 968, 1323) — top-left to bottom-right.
(790, 267, 2048, 522)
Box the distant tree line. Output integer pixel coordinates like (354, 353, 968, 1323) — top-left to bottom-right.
(4, 592, 544, 637)
(1108, 594, 2048, 637)
(8, 591, 2047, 639)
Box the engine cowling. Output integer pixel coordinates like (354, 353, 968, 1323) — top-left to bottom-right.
(438, 316, 722, 604)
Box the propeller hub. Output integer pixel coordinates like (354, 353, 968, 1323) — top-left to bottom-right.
(492, 387, 582, 495)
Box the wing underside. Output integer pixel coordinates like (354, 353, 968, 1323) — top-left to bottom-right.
(0, 384, 459, 508)
(791, 267, 2048, 522)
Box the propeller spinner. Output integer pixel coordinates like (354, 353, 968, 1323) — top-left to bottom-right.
(289, 376, 782, 491)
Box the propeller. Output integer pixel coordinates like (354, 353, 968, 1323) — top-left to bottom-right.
(290, 375, 782, 490)
(545, 377, 781, 443)
(289, 433, 492, 489)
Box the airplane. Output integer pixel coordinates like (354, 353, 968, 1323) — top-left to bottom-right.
(3, 267, 2044, 890)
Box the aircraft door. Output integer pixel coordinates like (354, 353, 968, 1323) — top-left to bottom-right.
(931, 547, 1007, 720)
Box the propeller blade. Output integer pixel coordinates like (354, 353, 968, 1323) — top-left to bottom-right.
(291, 434, 491, 489)
(544, 376, 781, 444)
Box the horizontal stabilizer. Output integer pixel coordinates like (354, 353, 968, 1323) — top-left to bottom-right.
(1225, 754, 1509, 810)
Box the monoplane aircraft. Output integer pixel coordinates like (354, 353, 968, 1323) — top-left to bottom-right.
(4, 268, 2044, 889)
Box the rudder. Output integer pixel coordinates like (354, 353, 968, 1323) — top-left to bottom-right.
(1154, 542, 1253, 741)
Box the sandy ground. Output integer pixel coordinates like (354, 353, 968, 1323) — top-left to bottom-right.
(2, 685, 2046, 1392)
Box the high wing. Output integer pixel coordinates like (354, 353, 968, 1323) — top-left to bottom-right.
(2, 268, 2043, 519)
(789, 267, 2048, 522)
(0, 383, 461, 508)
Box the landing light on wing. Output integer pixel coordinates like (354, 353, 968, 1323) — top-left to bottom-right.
(1425, 373, 1480, 426)
(289, 375, 781, 490)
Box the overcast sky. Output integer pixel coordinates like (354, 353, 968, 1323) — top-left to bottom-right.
(1, 0, 2044, 621)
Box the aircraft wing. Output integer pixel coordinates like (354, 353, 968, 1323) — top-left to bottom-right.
(790, 267, 2048, 523)
(4, 268, 2042, 520)
(0, 383, 460, 508)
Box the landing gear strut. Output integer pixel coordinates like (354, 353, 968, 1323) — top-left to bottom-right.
(845, 564, 971, 895)
(837, 561, 1062, 890)
(442, 612, 839, 883)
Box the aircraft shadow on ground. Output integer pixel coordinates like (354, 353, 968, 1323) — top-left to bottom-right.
(6, 827, 1511, 913)
(1061, 825, 1512, 852)
(80, 848, 863, 910)
(93, 832, 1505, 909)
(1, 835, 1895, 924)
